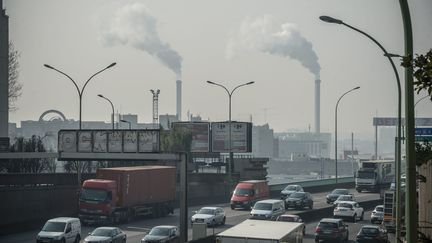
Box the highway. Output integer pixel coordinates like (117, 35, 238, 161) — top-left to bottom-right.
(0, 189, 381, 243)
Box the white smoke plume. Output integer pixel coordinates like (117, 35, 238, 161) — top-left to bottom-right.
(101, 2, 182, 78)
(227, 15, 320, 78)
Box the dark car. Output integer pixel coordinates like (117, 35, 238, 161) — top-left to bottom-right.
(141, 225, 179, 243)
(84, 227, 126, 243)
(284, 192, 313, 210)
(315, 218, 349, 243)
(326, 188, 351, 204)
(280, 184, 304, 199)
(356, 225, 388, 243)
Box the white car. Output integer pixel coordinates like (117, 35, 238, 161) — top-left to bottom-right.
(333, 194, 356, 207)
(333, 201, 364, 222)
(370, 205, 384, 224)
(191, 207, 225, 226)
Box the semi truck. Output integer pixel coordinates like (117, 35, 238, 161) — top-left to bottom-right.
(216, 219, 303, 243)
(79, 166, 176, 224)
(355, 160, 395, 192)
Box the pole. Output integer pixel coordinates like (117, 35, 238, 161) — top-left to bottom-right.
(351, 132, 354, 175)
(205, 81, 255, 179)
(179, 153, 188, 243)
(98, 94, 115, 130)
(335, 87, 360, 184)
(399, 1, 416, 242)
(319, 16, 403, 239)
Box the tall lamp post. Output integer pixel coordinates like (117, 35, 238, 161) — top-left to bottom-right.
(44, 63, 117, 129)
(120, 119, 132, 130)
(206, 80, 255, 177)
(44, 62, 116, 189)
(335, 86, 360, 183)
(319, 15, 404, 240)
(97, 94, 115, 130)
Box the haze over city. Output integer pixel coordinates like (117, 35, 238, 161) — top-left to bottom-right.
(5, 0, 432, 140)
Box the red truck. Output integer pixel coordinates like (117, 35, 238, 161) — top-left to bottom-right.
(79, 166, 176, 224)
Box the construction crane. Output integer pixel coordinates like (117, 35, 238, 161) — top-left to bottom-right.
(150, 89, 160, 124)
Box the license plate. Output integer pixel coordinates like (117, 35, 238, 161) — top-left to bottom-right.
(324, 230, 332, 234)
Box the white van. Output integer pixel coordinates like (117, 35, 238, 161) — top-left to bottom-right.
(250, 199, 285, 220)
(36, 217, 81, 243)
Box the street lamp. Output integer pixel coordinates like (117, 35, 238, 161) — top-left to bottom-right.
(335, 86, 360, 183)
(120, 119, 132, 130)
(44, 62, 116, 189)
(319, 15, 404, 240)
(44, 62, 117, 129)
(206, 80, 255, 176)
(97, 94, 115, 130)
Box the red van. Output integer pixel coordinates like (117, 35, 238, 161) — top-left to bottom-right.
(230, 180, 269, 210)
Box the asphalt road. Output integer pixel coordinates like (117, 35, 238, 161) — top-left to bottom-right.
(0, 189, 381, 243)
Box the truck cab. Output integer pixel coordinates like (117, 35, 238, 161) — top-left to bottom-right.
(79, 179, 117, 224)
(355, 160, 394, 192)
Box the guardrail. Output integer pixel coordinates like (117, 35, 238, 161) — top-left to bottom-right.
(269, 176, 355, 197)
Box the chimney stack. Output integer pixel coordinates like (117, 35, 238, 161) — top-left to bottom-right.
(176, 80, 182, 120)
(315, 79, 320, 133)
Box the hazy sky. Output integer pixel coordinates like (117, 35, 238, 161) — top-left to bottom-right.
(4, 0, 432, 140)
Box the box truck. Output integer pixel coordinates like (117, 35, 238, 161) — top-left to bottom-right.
(79, 166, 175, 224)
(217, 219, 303, 243)
(355, 160, 395, 192)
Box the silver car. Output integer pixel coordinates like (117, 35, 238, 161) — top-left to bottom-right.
(84, 227, 126, 243)
(371, 205, 384, 224)
(191, 207, 226, 226)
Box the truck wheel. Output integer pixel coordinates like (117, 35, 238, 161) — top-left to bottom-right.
(74, 234, 80, 243)
(360, 212, 364, 221)
(309, 203, 313, 210)
(230, 205, 235, 210)
(357, 188, 362, 193)
(352, 214, 357, 223)
(222, 217, 226, 225)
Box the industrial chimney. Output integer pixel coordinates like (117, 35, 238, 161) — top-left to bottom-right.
(176, 80, 182, 120)
(315, 79, 320, 133)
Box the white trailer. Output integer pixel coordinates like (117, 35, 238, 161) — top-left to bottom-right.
(216, 219, 303, 243)
(355, 160, 395, 192)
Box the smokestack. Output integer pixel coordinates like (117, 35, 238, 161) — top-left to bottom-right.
(176, 80, 182, 120)
(315, 79, 320, 133)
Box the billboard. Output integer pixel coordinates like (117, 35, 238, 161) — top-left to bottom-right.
(58, 129, 160, 153)
(172, 122, 210, 152)
(211, 122, 252, 153)
(373, 117, 432, 126)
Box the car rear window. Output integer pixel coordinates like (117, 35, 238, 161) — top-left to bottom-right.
(319, 222, 338, 229)
(338, 203, 353, 208)
(376, 206, 384, 212)
(361, 227, 380, 235)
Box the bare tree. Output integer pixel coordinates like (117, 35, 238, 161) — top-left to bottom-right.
(9, 42, 23, 112)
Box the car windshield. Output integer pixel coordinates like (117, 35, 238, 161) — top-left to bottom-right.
(91, 228, 113, 237)
(338, 203, 353, 208)
(332, 189, 348, 194)
(80, 188, 109, 202)
(284, 185, 297, 191)
(42, 222, 66, 232)
(149, 227, 170, 236)
(289, 192, 305, 198)
(234, 188, 253, 196)
(319, 222, 338, 229)
(254, 202, 272, 210)
(197, 208, 215, 215)
(361, 227, 380, 235)
(357, 171, 375, 179)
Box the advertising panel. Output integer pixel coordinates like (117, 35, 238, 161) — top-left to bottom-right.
(93, 131, 107, 152)
(108, 131, 123, 152)
(172, 122, 210, 152)
(123, 131, 138, 152)
(58, 130, 77, 152)
(138, 130, 160, 152)
(78, 131, 92, 152)
(211, 122, 252, 153)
